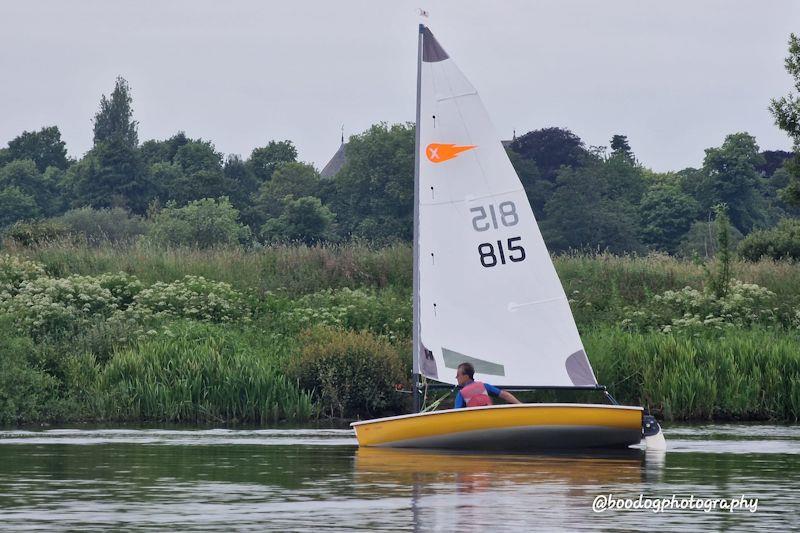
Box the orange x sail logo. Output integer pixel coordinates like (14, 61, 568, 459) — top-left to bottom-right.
(426, 143, 476, 163)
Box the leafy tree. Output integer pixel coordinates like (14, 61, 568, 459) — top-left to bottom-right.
(66, 77, 150, 212)
(223, 154, 258, 209)
(609, 134, 635, 163)
(696, 133, 766, 233)
(93, 77, 138, 148)
(769, 33, 800, 206)
(147, 197, 251, 248)
(507, 149, 549, 216)
(0, 186, 39, 227)
(4, 126, 69, 172)
(251, 162, 321, 221)
(64, 139, 149, 213)
(247, 140, 297, 182)
(0, 159, 60, 216)
(330, 123, 415, 241)
(542, 163, 642, 253)
(639, 180, 700, 253)
(508, 127, 594, 182)
(261, 195, 335, 244)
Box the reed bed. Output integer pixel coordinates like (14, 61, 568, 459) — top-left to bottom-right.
(586, 326, 800, 421)
(97, 322, 315, 423)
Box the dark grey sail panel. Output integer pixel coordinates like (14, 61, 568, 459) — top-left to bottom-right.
(422, 27, 449, 63)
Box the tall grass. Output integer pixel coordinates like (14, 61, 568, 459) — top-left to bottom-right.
(586, 326, 800, 421)
(6, 239, 411, 297)
(98, 322, 315, 423)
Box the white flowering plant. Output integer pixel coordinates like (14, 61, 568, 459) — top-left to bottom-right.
(620, 279, 791, 333)
(128, 275, 248, 323)
(0, 254, 47, 297)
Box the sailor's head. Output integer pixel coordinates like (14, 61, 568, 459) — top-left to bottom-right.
(456, 362, 475, 385)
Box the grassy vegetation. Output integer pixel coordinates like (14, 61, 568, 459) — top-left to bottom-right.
(0, 239, 799, 424)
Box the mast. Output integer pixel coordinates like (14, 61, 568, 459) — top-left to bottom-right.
(411, 24, 424, 413)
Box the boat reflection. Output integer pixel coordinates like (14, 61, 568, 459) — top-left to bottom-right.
(354, 447, 663, 531)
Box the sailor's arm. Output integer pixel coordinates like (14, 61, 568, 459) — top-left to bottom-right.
(499, 390, 521, 404)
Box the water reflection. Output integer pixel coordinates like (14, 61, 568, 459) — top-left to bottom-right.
(0, 426, 797, 531)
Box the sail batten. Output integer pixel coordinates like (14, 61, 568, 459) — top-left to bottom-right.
(414, 25, 596, 388)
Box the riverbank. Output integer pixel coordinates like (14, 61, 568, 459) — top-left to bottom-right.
(0, 241, 798, 424)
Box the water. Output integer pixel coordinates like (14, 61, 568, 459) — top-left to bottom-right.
(0, 424, 798, 531)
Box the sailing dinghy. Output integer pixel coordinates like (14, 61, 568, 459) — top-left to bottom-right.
(352, 25, 665, 451)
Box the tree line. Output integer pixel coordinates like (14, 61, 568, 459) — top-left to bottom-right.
(1, 33, 799, 255)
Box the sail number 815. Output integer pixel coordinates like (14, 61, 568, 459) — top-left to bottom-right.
(478, 237, 526, 267)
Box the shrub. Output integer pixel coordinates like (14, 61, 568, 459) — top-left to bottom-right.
(128, 275, 248, 322)
(0, 253, 46, 296)
(3, 219, 69, 247)
(98, 321, 314, 423)
(288, 326, 408, 418)
(55, 207, 149, 244)
(739, 218, 800, 261)
(0, 318, 61, 424)
(147, 197, 251, 248)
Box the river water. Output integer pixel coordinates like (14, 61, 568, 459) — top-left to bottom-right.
(0, 424, 797, 531)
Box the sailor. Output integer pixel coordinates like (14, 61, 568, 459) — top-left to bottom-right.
(454, 362, 521, 408)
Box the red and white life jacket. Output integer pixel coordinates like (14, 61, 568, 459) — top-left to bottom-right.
(461, 381, 492, 407)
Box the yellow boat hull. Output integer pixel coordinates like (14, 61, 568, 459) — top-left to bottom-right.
(351, 404, 643, 451)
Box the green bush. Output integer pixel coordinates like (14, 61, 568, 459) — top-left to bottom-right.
(0, 318, 61, 424)
(55, 207, 149, 245)
(3, 219, 69, 247)
(147, 197, 251, 248)
(98, 321, 314, 423)
(739, 218, 800, 261)
(288, 326, 408, 418)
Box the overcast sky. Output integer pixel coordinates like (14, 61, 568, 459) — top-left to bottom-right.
(1, 0, 797, 172)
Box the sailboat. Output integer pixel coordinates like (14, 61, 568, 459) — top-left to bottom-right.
(351, 24, 665, 451)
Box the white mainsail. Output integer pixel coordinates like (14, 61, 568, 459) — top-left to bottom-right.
(413, 25, 597, 387)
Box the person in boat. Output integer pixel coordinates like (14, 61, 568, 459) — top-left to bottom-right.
(455, 362, 521, 408)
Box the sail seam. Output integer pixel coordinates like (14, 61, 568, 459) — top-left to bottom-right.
(421, 188, 526, 206)
(508, 296, 569, 310)
(436, 91, 478, 102)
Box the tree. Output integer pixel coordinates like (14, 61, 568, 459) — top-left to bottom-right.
(542, 163, 642, 253)
(769, 33, 800, 206)
(330, 123, 415, 241)
(260, 196, 335, 244)
(64, 139, 149, 213)
(0, 186, 38, 227)
(0, 159, 59, 216)
(93, 77, 138, 148)
(247, 140, 297, 182)
(66, 77, 150, 212)
(4, 126, 68, 172)
(252, 162, 321, 220)
(639, 180, 700, 253)
(508, 127, 594, 182)
(696, 133, 766, 233)
(609, 134, 635, 163)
